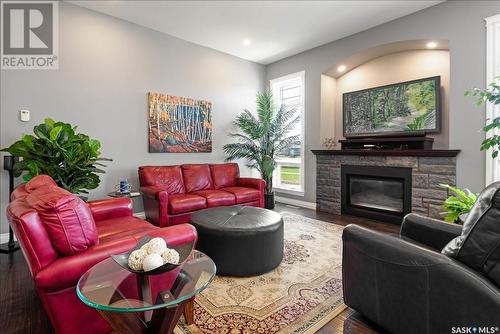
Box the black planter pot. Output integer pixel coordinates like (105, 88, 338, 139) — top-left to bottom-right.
(265, 192, 275, 210)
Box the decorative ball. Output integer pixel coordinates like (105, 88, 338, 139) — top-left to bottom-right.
(161, 248, 180, 264)
(139, 243, 149, 252)
(142, 253, 164, 271)
(128, 249, 147, 271)
(145, 238, 167, 255)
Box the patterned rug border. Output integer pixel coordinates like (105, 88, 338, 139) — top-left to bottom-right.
(175, 212, 346, 334)
(295, 302, 347, 334)
(174, 302, 348, 334)
(194, 264, 343, 317)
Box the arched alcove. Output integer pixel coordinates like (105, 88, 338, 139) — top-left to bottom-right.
(320, 40, 450, 148)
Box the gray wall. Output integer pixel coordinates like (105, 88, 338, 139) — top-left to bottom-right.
(266, 1, 500, 204)
(2, 1, 498, 233)
(0, 3, 265, 233)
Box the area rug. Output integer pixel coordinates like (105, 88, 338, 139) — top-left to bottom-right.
(175, 213, 346, 334)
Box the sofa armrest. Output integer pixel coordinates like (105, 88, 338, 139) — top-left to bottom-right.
(87, 198, 133, 222)
(237, 177, 265, 191)
(400, 213, 462, 251)
(140, 186, 169, 226)
(344, 224, 451, 267)
(343, 224, 500, 333)
(34, 223, 198, 293)
(237, 177, 265, 207)
(140, 185, 169, 200)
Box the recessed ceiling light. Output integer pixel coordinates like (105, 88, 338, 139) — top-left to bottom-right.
(337, 65, 346, 72)
(242, 39, 252, 46)
(426, 41, 438, 49)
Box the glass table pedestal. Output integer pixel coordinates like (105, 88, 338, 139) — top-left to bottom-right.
(77, 250, 215, 334)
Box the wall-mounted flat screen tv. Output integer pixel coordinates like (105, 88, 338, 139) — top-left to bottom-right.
(343, 76, 441, 138)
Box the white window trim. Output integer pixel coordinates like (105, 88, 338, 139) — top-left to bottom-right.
(270, 70, 305, 196)
(485, 14, 500, 185)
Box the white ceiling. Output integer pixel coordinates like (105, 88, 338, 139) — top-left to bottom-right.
(70, 1, 443, 65)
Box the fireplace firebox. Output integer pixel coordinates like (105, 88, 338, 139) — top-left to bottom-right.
(341, 165, 412, 224)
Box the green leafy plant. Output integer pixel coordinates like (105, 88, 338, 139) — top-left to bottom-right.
(1, 118, 111, 196)
(223, 90, 299, 196)
(465, 76, 500, 158)
(440, 184, 478, 223)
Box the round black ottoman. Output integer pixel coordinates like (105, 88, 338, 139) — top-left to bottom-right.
(190, 206, 284, 276)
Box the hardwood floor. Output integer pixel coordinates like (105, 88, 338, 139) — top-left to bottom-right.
(0, 204, 397, 334)
(0, 247, 54, 334)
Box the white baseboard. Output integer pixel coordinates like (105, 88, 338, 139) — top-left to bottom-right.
(275, 196, 317, 210)
(134, 212, 146, 219)
(0, 232, 16, 244)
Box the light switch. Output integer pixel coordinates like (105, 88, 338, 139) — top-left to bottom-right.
(20, 110, 30, 122)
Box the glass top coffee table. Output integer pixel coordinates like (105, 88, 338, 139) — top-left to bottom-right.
(77, 250, 216, 334)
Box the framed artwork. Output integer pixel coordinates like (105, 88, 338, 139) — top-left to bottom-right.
(148, 92, 212, 153)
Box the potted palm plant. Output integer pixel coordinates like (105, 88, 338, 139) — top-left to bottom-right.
(1, 118, 111, 199)
(223, 90, 300, 209)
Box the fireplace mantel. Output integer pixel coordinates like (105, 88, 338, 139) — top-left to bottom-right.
(311, 149, 460, 157)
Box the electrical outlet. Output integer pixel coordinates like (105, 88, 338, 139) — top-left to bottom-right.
(20, 110, 30, 122)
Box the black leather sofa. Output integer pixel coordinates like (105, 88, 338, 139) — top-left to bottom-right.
(343, 211, 500, 334)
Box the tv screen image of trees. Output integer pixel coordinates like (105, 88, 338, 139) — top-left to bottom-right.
(343, 77, 439, 137)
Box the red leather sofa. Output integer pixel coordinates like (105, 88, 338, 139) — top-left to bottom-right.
(6, 175, 197, 334)
(139, 163, 265, 227)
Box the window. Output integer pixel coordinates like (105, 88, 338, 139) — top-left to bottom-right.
(270, 71, 305, 195)
(486, 15, 500, 184)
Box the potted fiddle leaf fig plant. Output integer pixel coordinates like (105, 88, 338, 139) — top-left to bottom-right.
(223, 90, 299, 209)
(1, 118, 111, 198)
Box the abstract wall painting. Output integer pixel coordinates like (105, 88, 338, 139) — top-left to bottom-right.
(148, 92, 212, 153)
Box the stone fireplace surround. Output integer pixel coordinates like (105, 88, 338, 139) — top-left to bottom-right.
(312, 150, 460, 220)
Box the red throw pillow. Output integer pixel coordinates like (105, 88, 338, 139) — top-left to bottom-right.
(210, 163, 239, 189)
(26, 186, 98, 255)
(25, 174, 58, 192)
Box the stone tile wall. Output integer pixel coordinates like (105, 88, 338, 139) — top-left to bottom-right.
(316, 155, 456, 219)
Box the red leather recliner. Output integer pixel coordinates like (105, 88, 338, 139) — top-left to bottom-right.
(6, 176, 198, 334)
(139, 163, 265, 227)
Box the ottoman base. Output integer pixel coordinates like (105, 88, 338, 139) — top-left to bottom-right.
(191, 206, 284, 277)
(196, 223, 284, 276)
